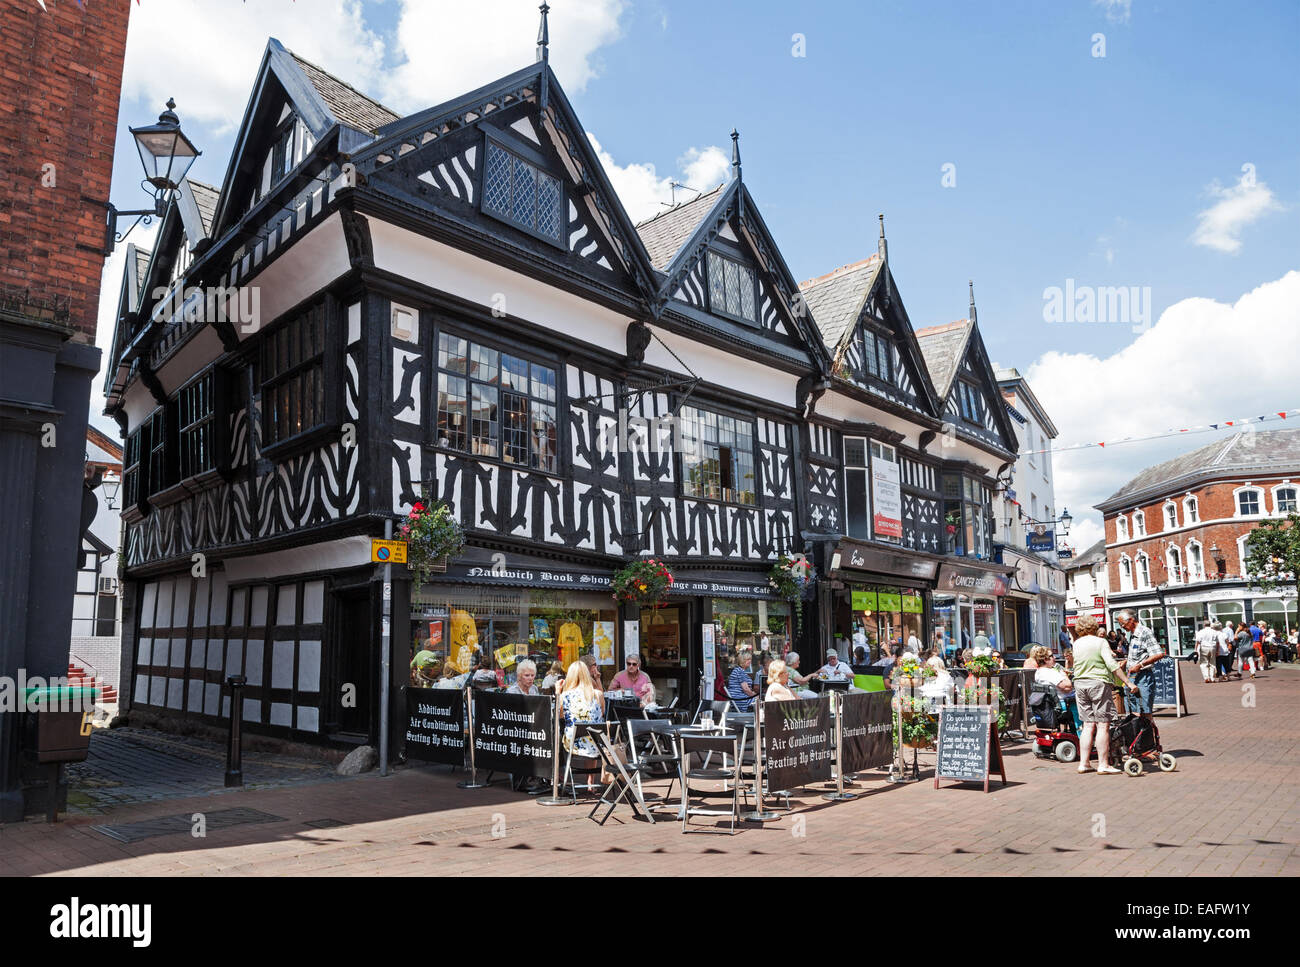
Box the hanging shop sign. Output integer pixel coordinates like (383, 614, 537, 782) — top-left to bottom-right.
(836, 540, 940, 581)
(871, 456, 903, 540)
(936, 563, 1009, 597)
(1027, 526, 1056, 553)
(669, 571, 782, 599)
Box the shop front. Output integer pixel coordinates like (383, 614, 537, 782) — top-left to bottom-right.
(1109, 585, 1299, 657)
(931, 562, 1012, 659)
(408, 550, 619, 690)
(828, 540, 940, 663)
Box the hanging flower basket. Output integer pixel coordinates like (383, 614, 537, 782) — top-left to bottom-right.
(399, 492, 465, 594)
(891, 656, 935, 689)
(612, 558, 674, 607)
(964, 650, 1000, 678)
(768, 553, 817, 635)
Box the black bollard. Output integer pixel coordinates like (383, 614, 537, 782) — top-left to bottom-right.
(225, 675, 247, 787)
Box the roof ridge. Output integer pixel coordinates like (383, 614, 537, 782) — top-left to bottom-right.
(798, 255, 879, 290)
(187, 179, 220, 194)
(915, 319, 970, 337)
(633, 183, 724, 229)
(286, 47, 398, 120)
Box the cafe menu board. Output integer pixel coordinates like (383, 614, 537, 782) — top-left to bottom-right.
(934, 704, 1006, 793)
(763, 696, 834, 792)
(839, 691, 893, 773)
(1150, 657, 1187, 717)
(404, 688, 465, 766)
(472, 691, 555, 778)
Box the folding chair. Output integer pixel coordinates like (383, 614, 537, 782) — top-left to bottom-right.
(625, 718, 682, 809)
(680, 732, 744, 835)
(588, 727, 654, 826)
(562, 723, 605, 802)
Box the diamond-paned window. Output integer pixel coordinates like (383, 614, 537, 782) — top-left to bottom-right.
(482, 140, 562, 243)
(705, 251, 758, 324)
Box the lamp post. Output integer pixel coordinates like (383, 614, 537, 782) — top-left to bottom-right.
(100, 472, 120, 511)
(103, 98, 201, 255)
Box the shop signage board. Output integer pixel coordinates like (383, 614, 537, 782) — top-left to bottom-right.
(702, 624, 716, 684)
(851, 589, 877, 611)
(446, 561, 613, 590)
(404, 688, 465, 766)
(934, 704, 1006, 793)
(371, 539, 407, 564)
(876, 590, 902, 612)
(763, 696, 834, 792)
(471, 692, 554, 778)
(837, 541, 940, 580)
(1027, 526, 1055, 553)
(936, 564, 1009, 597)
(871, 456, 903, 539)
(1150, 657, 1188, 717)
(839, 691, 893, 773)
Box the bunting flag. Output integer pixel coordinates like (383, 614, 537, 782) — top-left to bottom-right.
(1019, 407, 1300, 457)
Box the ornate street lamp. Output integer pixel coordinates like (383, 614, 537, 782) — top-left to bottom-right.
(104, 98, 201, 255)
(101, 471, 121, 511)
(1209, 543, 1226, 579)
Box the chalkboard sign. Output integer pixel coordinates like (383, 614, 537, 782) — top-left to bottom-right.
(471, 691, 555, 778)
(763, 696, 834, 792)
(839, 691, 893, 773)
(934, 704, 1006, 793)
(1150, 657, 1187, 717)
(404, 687, 466, 766)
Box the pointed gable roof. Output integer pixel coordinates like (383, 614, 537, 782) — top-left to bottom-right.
(915, 318, 973, 398)
(635, 184, 724, 271)
(188, 180, 220, 237)
(288, 51, 399, 135)
(799, 256, 883, 353)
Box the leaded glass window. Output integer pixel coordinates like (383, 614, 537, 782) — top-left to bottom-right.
(178, 370, 216, 479)
(705, 251, 758, 324)
(680, 404, 755, 504)
(435, 331, 558, 472)
(863, 329, 893, 381)
(261, 300, 327, 448)
(482, 140, 562, 242)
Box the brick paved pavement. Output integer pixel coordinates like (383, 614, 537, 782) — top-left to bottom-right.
(1, 665, 1296, 876)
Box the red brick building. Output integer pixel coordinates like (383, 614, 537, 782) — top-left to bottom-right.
(0, 0, 131, 821)
(1095, 429, 1300, 655)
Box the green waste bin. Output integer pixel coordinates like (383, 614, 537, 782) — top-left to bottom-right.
(22, 686, 100, 764)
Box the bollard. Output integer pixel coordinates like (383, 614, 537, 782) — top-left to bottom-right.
(225, 674, 247, 787)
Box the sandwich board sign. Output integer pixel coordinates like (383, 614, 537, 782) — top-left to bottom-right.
(1150, 656, 1188, 718)
(934, 704, 1006, 793)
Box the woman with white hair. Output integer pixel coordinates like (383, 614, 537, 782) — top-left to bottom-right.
(507, 659, 539, 695)
(764, 660, 799, 701)
(783, 651, 817, 698)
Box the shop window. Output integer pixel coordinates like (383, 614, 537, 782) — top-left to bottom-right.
(843, 437, 869, 538)
(943, 474, 992, 558)
(434, 331, 558, 473)
(844, 585, 923, 661)
(261, 300, 328, 449)
(680, 404, 755, 504)
(710, 599, 792, 677)
(706, 251, 758, 325)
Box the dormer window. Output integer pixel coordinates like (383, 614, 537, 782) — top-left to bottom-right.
(706, 251, 757, 325)
(862, 328, 892, 382)
(482, 138, 563, 243)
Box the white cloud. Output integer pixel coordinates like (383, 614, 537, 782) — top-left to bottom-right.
(382, 0, 626, 115)
(1026, 271, 1300, 545)
(1094, 0, 1132, 24)
(121, 0, 386, 134)
(1191, 169, 1284, 253)
(588, 135, 729, 224)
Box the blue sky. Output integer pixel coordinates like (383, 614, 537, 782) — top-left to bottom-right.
(98, 0, 1300, 549)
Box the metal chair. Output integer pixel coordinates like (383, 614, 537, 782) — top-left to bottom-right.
(562, 723, 605, 802)
(625, 718, 682, 808)
(588, 727, 654, 826)
(679, 732, 744, 835)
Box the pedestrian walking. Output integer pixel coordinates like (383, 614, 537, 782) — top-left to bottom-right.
(1194, 621, 1219, 683)
(1216, 621, 1236, 679)
(1235, 623, 1258, 678)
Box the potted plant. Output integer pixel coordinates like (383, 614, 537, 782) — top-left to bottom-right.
(768, 553, 817, 633)
(895, 696, 937, 748)
(400, 491, 465, 593)
(611, 557, 674, 608)
(964, 648, 1000, 678)
(891, 654, 935, 689)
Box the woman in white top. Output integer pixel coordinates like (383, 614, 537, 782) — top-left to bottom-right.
(764, 660, 799, 701)
(1033, 651, 1073, 693)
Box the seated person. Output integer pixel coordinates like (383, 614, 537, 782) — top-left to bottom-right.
(852, 645, 868, 665)
(727, 648, 758, 712)
(1033, 651, 1073, 693)
(609, 652, 654, 701)
(539, 661, 564, 694)
(783, 652, 818, 698)
(506, 659, 539, 695)
(470, 653, 499, 690)
(580, 653, 606, 702)
(639, 683, 660, 711)
(764, 660, 799, 701)
(874, 646, 897, 677)
(924, 648, 946, 674)
(815, 648, 854, 682)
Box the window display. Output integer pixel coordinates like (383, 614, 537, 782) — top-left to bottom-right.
(410, 587, 615, 689)
(843, 585, 923, 661)
(709, 598, 792, 670)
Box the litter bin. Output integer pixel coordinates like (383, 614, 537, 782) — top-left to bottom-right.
(21, 685, 100, 822)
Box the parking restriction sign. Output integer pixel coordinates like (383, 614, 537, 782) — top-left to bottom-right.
(371, 539, 407, 564)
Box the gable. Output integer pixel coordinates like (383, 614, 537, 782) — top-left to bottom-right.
(352, 63, 658, 306)
(940, 325, 1018, 453)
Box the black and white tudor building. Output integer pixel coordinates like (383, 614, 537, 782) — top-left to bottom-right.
(105, 26, 1022, 749)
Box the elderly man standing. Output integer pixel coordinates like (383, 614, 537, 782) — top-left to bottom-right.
(1117, 610, 1164, 721)
(1071, 615, 1140, 774)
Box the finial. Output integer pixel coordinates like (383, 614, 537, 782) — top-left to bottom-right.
(877, 213, 888, 262)
(730, 129, 742, 179)
(159, 98, 180, 127)
(536, 3, 550, 63)
(968, 279, 978, 325)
